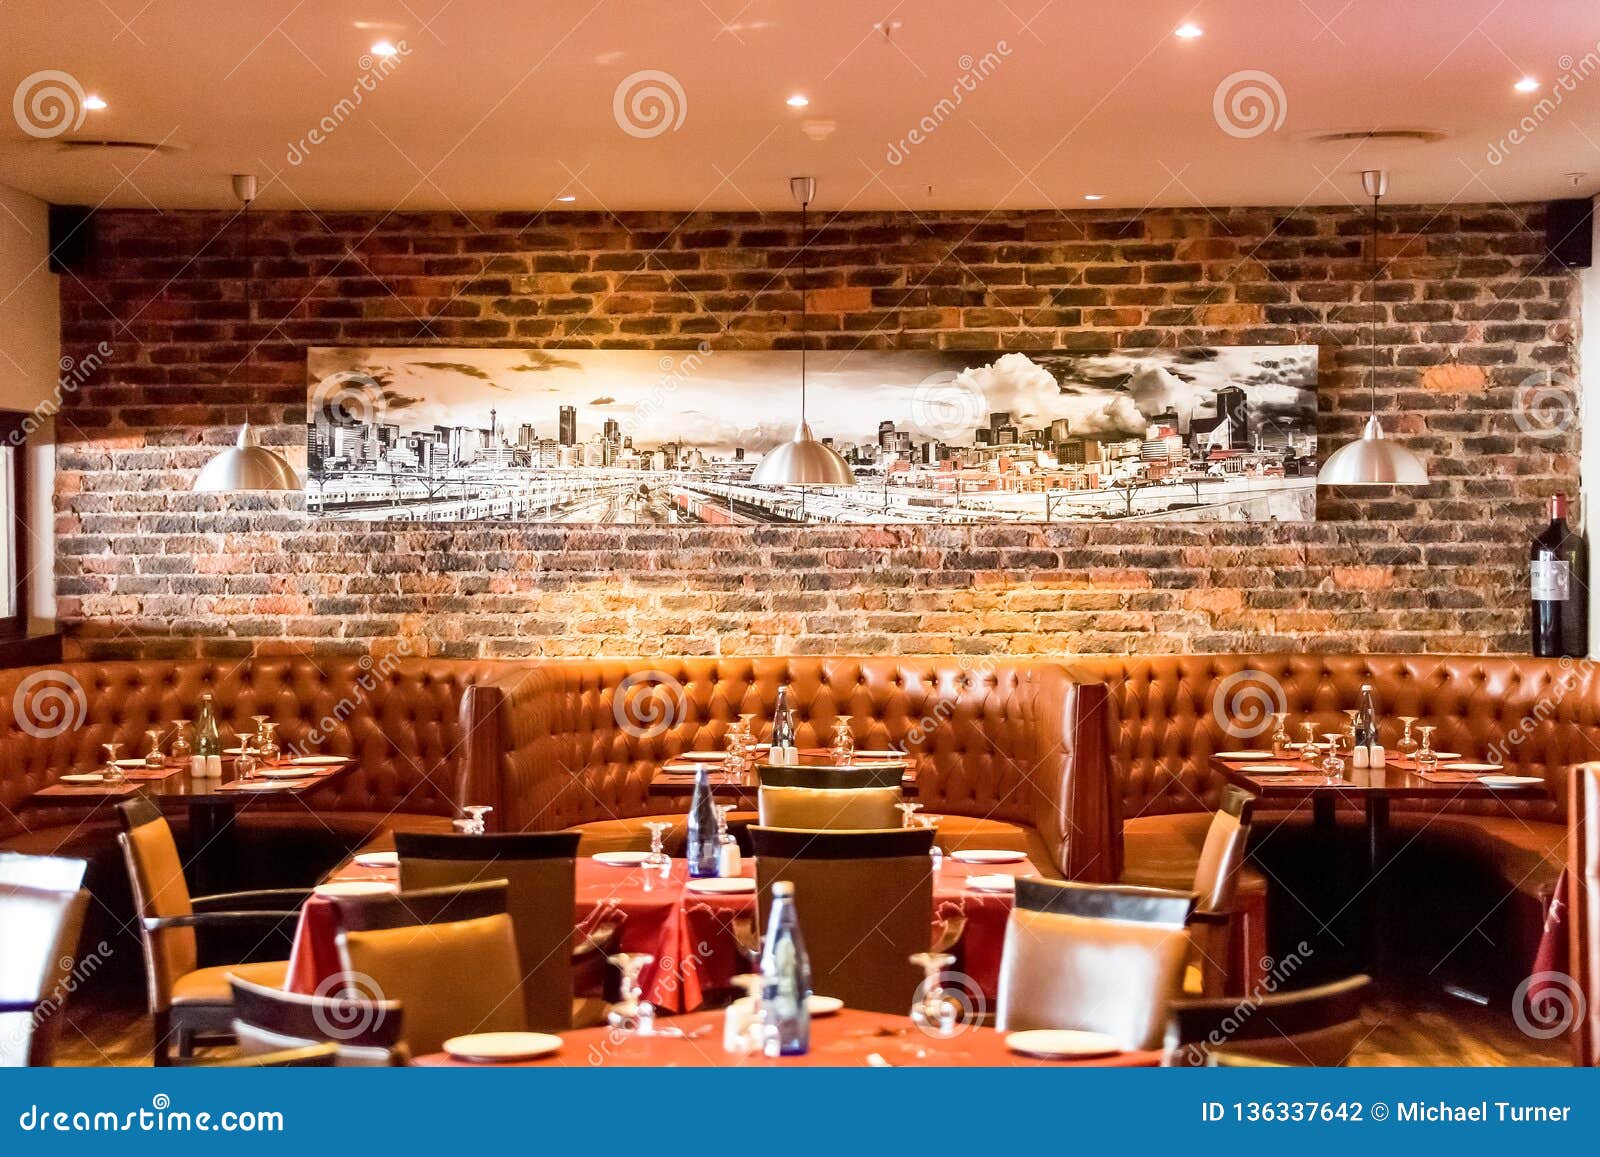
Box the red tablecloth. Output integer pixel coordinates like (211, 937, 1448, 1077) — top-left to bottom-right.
(286, 854, 1031, 1013)
(410, 1008, 1162, 1068)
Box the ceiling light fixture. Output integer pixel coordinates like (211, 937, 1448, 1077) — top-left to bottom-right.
(1315, 169, 1429, 487)
(786, 94, 810, 108)
(371, 39, 399, 57)
(1174, 22, 1203, 38)
(1083, 193, 1105, 201)
(1514, 76, 1540, 93)
(82, 94, 107, 110)
(750, 177, 857, 489)
(194, 174, 301, 493)
(555, 195, 576, 203)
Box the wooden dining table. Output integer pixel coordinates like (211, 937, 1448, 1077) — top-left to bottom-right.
(647, 749, 920, 806)
(410, 1008, 1162, 1068)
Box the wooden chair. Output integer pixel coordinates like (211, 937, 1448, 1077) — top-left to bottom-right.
(0, 854, 90, 1067)
(116, 798, 307, 1065)
(756, 764, 903, 830)
(997, 879, 1195, 1050)
(750, 825, 934, 1014)
(1164, 974, 1372, 1066)
(394, 831, 614, 1030)
(1186, 786, 1257, 996)
(200, 1043, 340, 1068)
(229, 972, 407, 1067)
(1572, 763, 1600, 1066)
(331, 879, 525, 1056)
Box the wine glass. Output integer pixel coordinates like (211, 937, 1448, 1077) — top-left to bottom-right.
(1342, 708, 1360, 750)
(724, 973, 764, 1056)
(896, 801, 923, 829)
(714, 802, 736, 853)
(1269, 713, 1292, 759)
(831, 716, 855, 764)
(644, 821, 673, 874)
(908, 952, 963, 1037)
(144, 729, 166, 770)
(606, 952, 657, 1036)
(101, 742, 125, 784)
(915, 813, 943, 871)
(169, 720, 192, 765)
(738, 712, 760, 747)
(250, 714, 269, 753)
(257, 721, 281, 766)
(1301, 721, 1318, 751)
(454, 805, 491, 836)
(1394, 717, 1420, 760)
(231, 731, 258, 781)
(1415, 725, 1439, 774)
(1319, 733, 1346, 782)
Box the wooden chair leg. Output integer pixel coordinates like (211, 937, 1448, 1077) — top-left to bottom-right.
(150, 1009, 173, 1067)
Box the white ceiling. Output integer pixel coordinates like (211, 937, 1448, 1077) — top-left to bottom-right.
(0, 0, 1597, 211)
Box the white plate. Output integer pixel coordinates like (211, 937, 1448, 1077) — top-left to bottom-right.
(256, 766, 315, 779)
(592, 850, 653, 866)
(443, 1031, 563, 1063)
(854, 750, 906, 759)
(234, 780, 309, 791)
(1443, 762, 1505, 773)
(289, 755, 347, 766)
(1004, 1029, 1121, 1060)
(1480, 775, 1544, 789)
(1244, 764, 1304, 774)
(1214, 751, 1276, 761)
(112, 758, 153, 768)
(807, 995, 844, 1017)
(314, 880, 397, 899)
(685, 877, 756, 895)
(679, 751, 728, 761)
(223, 746, 248, 755)
(658, 765, 703, 776)
(966, 874, 1018, 894)
(1400, 751, 1460, 762)
(355, 851, 400, 869)
(952, 849, 1028, 865)
(59, 773, 107, 784)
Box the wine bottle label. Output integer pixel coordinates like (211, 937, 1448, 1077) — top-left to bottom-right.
(1532, 559, 1572, 601)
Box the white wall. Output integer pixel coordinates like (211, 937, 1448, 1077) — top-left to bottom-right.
(0, 182, 58, 631)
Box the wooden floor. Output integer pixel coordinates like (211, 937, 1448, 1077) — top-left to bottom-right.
(52, 983, 1568, 1067)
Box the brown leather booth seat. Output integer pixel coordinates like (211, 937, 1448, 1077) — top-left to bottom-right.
(1074, 654, 1584, 977)
(489, 657, 1111, 880)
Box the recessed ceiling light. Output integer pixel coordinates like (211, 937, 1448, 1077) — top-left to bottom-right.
(555, 195, 577, 203)
(1174, 22, 1203, 38)
(1083, 193, 1105, 201)
(82, 94, 107, 110)
(370, 39, 399, 57)
(1514, 76, 1539, 93)
(786, 94, 810, 108)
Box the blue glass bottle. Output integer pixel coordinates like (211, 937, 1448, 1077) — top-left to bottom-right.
(686, 764, 719, 878)
(759, 880, 811, 1056)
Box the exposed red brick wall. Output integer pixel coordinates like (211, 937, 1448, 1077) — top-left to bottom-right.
(55, 205, 1577, 660)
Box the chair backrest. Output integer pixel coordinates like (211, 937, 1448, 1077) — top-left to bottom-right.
(1164, 975, 1372, 1066)
(1192, 786, 1256, 913)
(202, 1043, 341, 1068)
(1573, 763, 1600, 1066)
(0, 854, 90, 1067)
(332, 880, 525, 1056)
(997, 879, 1195, 1050)
(116, 797, 195, 1012)
(750, 826, 934, 1014)
(394, 831, 581, 1031)
(229, 972, 406, 1067)
(757, 765, 903, 830)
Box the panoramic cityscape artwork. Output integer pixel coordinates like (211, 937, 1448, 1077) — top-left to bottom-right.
(305, 345, 1320, 525)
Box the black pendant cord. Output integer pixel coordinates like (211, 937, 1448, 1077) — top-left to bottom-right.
(799, 199, 808, 424)
(1367, 192, 1379, 420)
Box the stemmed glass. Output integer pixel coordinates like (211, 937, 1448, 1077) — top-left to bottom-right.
(897, 801, 923, 829)
(144, 729, 166, 770)
(463, 805, 493, 834)
(724, 973, 765, 1056)
(606, 952, 658, 1036)
(831, 716, 855, 764)
(257, 721, 282, 766)
(1301, 721, 1318, 751)
(1415, 725, 1439, 774)
(169, 720, 193, 766)
(101, 742, 125, 783)
(1342, 709, 1361, 751)
(644, 821, 674, 874)
(1319, 733, 1347, 782)
(908, 952, 963, 1037)
(231, 731, 258, 781)
(915, 813, 943, 871)
(714, 803, 737, 856)
(1269, 713, 1292, 759)
(250, 714, 269, 754)
(1394, 717, 1420, 761)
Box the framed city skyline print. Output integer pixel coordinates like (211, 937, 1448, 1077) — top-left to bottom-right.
(305, 344, 1319, 525)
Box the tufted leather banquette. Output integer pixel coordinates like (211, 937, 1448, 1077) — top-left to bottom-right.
(489, 657, 1113, 880)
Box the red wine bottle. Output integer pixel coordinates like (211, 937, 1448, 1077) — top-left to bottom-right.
(1531, 493, 1588, 658)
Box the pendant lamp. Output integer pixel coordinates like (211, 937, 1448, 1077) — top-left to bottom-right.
(193, 174, 301, 492)
(750, 177, 856, 487)
(1316, 169, 1429, 486)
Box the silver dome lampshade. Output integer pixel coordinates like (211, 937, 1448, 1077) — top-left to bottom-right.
(193, 421, 301, 492)
(1315, 414, 1428, 486)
